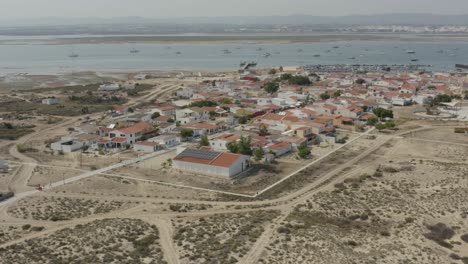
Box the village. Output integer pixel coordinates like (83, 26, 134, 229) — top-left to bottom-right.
(0, 65, 467, 264)
(21, 65, 466, 182)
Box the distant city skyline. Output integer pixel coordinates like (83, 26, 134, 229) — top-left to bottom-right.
(1, 0, 467, 19)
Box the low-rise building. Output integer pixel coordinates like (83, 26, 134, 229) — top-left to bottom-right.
(134, 141, 162, 152)
(42, 98, 59, 105)
(51, 137, 84, 153)
(173, 148, 251, 177)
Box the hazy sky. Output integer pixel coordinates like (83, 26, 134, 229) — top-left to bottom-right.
(0, 0, 466, 18)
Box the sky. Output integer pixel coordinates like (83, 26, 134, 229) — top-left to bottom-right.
(0, 0, 467, 18)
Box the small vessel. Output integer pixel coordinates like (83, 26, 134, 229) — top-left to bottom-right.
(222, 49, 232, 54)
(333, 46, 339, 49)
(348, 57, 356, 60)
(256, 47, 263, 51)
(130, 48, 140, 54)
(455, 64, 468, 69)
(406, 50, 416, 54)
(411, 59, 419, 62)
(297, 48, 303, 52)
(436, 49, 444, 54)
(313, 54, 321, 57)
(274, 51, 281, 55)
(262, 52, 271, 58)
(175, 51, 182, 55)
(69, 48, 79, 58)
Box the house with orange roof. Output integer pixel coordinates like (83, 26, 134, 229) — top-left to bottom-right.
(150, 105, 177, 117)
(172, 148, 251, 177)
(100, 122, 155, 147)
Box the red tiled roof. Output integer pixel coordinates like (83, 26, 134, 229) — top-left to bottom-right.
(118, 122, 152, 134)
(210, 153, 243, 167)
(135, 141, 159, 147)
(269, 142, 291, 150)
(112, 137, 127, 143)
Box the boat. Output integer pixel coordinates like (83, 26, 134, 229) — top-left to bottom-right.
(411, 59, 419, 62)
(222, 49, 232, 54)
(333, 46, 339, 49)
(348, 57, 356, 60)
(313, 54, 321, 57)
(436, 49, 444, 54)
(297, 49, 303, 52)
(262, 52, 271, 58)
(406, 50, 416, 54)
(130, 48, 140, 54)
(455, 64, 468, 69)
(256, 47, 263, 51)
(175, 51, 182, 55)
(240, 61, 258, 70)
(69, 48, 79, 58)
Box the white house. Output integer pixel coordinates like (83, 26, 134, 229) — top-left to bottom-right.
(42, 98, 59, 105)
(148, 135, 179, 148)
(173, 148, 251, 177)
(134, 141, 162, 152)
(51, 137, 84, 153)
(176, 87, 194, 98)
(209, 134, 241, 151)
(99, 83, 120, 92)
(0, 160, 9, 173)
(267, 142, 293, 157)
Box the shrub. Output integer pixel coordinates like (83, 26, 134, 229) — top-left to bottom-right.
(461, 234, 468, 243)
(31, 226, 45, 232)
(21, 224, 31, 230)
(424, 223, 455, 249)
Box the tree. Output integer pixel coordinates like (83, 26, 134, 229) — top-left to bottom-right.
(268, 68, 277, 75)
(127, 107, 134, 113)
(279, 66, 284, 72)
(180, 128, 194, 139)
(3, 122, 13, 129)
(252, 148, 265, 162)
(375, 123, 386, 130)
(367, 117, 379, 126)
(209, 111, 217, 119)
(288, 76, 311, 86)
(264, 81, 280, 94)
(259, 125, 269, 136)
(433, 94, 452, 105)
(199, 135, 209, 147)
(385, 120, 396, 129)
(373, 108, 393, 120)
(151, 112, 161, 119)
(355, 78, 366, 84)
(320, 93, 331, 100)
(332, 90, 342, 98)
(189, 100, 217, 108)
(280, 73, 293, 80)
(227, 136, 252, 155)
(297, 144, 311, 159)
(238, 115, 251, 125)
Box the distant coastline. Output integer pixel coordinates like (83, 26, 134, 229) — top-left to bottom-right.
(2, 33, 468, 45)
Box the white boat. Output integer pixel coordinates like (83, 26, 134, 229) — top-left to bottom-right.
(262, 52, 271, 58)
(130, 48, 140, 54)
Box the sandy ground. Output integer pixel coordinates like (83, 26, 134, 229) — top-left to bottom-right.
(0, 77, 467, 264)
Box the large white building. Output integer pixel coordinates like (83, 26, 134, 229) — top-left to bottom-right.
(172, 148, 250, 177)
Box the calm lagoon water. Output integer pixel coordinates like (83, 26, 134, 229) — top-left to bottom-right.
(0, 36, 467, 75)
